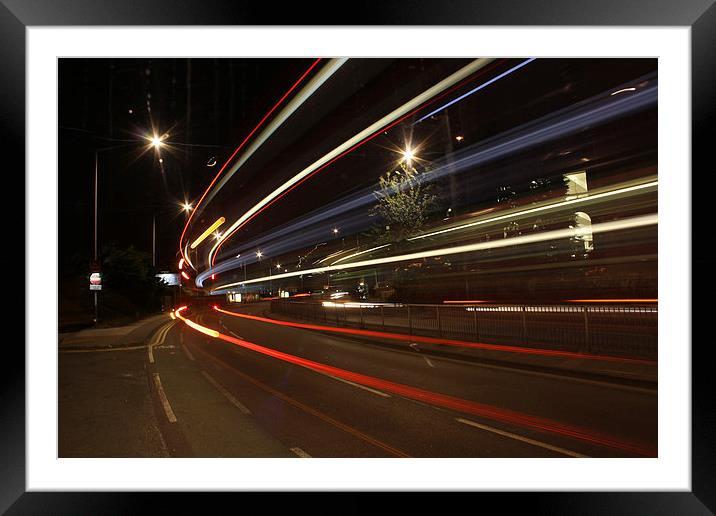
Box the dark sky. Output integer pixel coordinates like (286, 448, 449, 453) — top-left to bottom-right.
(58, 58, 315, 273)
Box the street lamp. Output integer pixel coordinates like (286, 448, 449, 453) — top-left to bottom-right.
(92, 132, 164, 324)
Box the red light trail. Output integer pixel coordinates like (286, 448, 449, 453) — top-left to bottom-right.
(176, 307, 655, 456)
(179, 58, 322, 267)
(213, 306, 656, 365)
(209, 60, 505, 265)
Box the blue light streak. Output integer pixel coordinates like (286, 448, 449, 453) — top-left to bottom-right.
(415, 58, 537, 123)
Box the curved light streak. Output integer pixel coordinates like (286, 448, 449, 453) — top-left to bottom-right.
(408, 180, 657, 241)
(212, 213, 657, 293)
(331, 243, 391, 265)
(178, 58, 327, 265)
(178, 309, 654, 455)
(207, 74, 655, 275)
(214, 306, 655, 365)
(207, 58, 496, 267)
(204, 58, 349, 210)
(415, 58, 536, 123)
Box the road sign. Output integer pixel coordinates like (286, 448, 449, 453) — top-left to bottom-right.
(89, 272, 102, 290)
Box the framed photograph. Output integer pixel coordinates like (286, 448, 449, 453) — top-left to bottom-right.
(6, 0, 712, 512)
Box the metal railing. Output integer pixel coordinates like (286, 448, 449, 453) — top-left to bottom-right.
(270, 300, 657, 360)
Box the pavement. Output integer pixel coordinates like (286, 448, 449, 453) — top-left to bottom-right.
(254, 304, 657, 387)
(58, 313, 171, 350)
(58, 311, 297, 457)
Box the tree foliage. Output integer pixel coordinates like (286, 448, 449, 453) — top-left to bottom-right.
(101, 243, 168, 315)
(371, 161, 436, 241)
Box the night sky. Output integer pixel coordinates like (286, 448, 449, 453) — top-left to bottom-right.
(58, 58, 315, 273)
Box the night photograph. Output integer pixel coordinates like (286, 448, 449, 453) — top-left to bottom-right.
(57, 57, 658, 459)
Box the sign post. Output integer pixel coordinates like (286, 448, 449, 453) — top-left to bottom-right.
(89, 270, 102, 323)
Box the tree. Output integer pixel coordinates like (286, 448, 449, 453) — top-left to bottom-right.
(371, 161, 437, 242)
(100, 243, 168, 317)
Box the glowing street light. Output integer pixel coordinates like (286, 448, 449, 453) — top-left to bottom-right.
(182, 202, 192, 213)
(151, 135, 163, 148)
(402, 148, 415, 162)
(276, 264, 281, 269)
(332, 227, 339, 235)
(256, 250, 263, 259)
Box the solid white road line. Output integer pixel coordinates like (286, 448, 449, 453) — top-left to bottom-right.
(455, 417, 588, 458)
(290, 447, 312, 458)
(327, 375, 391, 398)
(152, 373, 177, 423)
(200, 370, 252, 414)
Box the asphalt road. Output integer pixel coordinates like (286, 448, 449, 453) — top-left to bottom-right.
(60, 302, 657, 458)
(156, 303, 656, 457)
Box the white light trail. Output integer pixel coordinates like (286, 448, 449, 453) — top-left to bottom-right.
(207, 58, 495, 266)
(408, 180, 657, 241)
(331, 243, 391, 265)
(199, 58, 349, 211)
(212, 213, 657, 293)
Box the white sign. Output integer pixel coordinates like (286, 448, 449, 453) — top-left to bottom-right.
(156, 273, 180, 286)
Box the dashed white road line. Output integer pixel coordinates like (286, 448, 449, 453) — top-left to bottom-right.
(423, 356, 435, 368)
(152, 373, 177, 423)
(200, 370, 252, 414)
(229, 330, 245, 340)
(290, 447, 312, 458)
(182, 344, 196, 361)
(455, 417, 588, 458)
(327, 375, 391, 398)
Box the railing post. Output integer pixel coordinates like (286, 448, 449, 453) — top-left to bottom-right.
(474, 308, 479, 341)
(360, 305, 363, 328)
(381, 305, 385, 330)
(522, 306, 527, 343)
(436, 305, 442, 338)
(408, 305, 412, 335)
(583, 305, 590, 353)
(335, 304, 339, 326)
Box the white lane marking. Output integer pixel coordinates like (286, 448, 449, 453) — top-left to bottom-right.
(152, 373, 177, 423)
(200, 370, 252, 414)
(423, 356, 435, 368)
(229, 330, 245, 340)
(290, 447, 312, 458)
(182, 345, 195, 361)
(327, 375, 391, 398)
(455, 417, 588, 458)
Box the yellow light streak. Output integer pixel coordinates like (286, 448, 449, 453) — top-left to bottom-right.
(190, 217, 226, 249)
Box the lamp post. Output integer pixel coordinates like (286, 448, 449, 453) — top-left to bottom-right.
(92, 134, 164, 324)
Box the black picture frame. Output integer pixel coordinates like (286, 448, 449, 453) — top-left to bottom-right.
(4, 0, 712, 513)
